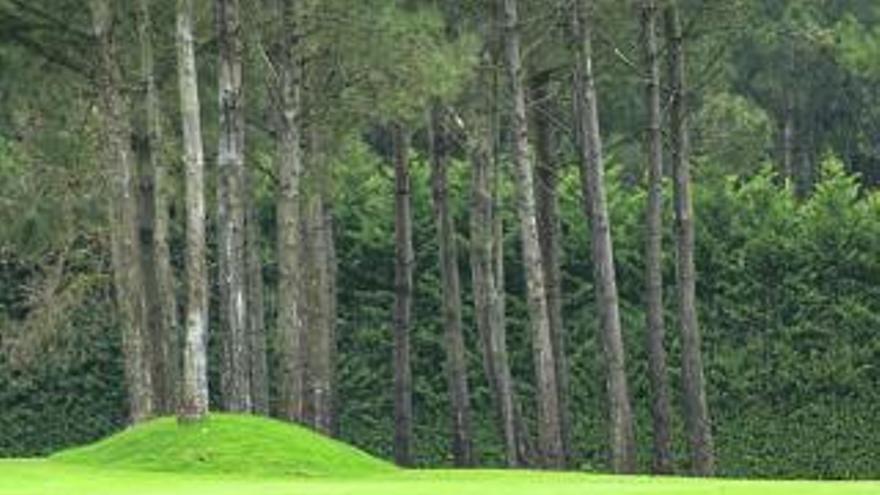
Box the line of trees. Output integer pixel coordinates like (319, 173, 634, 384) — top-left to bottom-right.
(80, 0, 717, 475)
(4, 0, 880, 478)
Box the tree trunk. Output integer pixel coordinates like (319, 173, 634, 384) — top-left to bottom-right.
(302, 131, 335, 435)
(665, 1, 716, 476)
(640, 0, 674, 475)
(176, 0, 209, 422)
(137, 0, 180, 416)
(430, 108, 474, 467)
(246, 173, 269, 415)
(781, 97, 794, 181)
(90, 0, 154, 424)
(392, 123, 414, 467)
(501, 0, 564, 469)
(321, 196, 338, 435)
(530, 73, 572, 465)
(467, 44, 519, 467)
(273, 0, 306, 424)
(216, 0, 251, 413)
(572, 0, 637, 474)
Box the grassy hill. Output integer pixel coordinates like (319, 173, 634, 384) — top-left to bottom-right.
(51, 414, 395, 477)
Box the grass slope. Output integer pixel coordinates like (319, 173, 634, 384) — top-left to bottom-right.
(51, 414, 394, 477)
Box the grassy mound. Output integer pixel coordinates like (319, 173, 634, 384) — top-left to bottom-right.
(51, 414, 395, 477)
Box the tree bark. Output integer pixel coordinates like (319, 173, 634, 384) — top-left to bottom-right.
(273, 0, 306, 423)
(501, 0, 564, 469)
(136, 0, 180, 416)
(176, 0, 209, 422)
(392, 123, 414, 467)
(530, 73, 572, 465)
(640, 0, 674, 475)
(90, 0, 154, 424)
(246, 173, 269, 415)
(216, 0, 251, 413)
(665, 1, 716, 476)
(301, 131, 335, 435)
(571, 0, 637, 474)
(467, 43, 519, 467)
(430, 108, 474, 467)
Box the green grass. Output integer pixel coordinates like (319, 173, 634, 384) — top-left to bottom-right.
(52, 414, 395, 477)
(1, 414, 877, 495)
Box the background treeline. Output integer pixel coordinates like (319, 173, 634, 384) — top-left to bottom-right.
(1, 0, 879, 480)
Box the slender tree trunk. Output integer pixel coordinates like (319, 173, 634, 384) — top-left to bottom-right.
(90, 0, 154, 424)
(501, 0, 564, 469)
(430, 108, 474, 467)
(530, 73, 572, 464)
(302, 131, 335, 435)
(781, 98, 794, 182)
(325, 205, 339, 435)
(137, 0, 180, 416)
(273, 0, 306, 423)
(467, 44, 519, 467)
(640, 0, 674, 475)
(572, 0, 637, 474)
(176, 0, 209, 422)
(665, 1, 716, 476)
(392, 124, 414, 467)
(470, 141, 519, 468)
(246, 173, 269, 415)
(216, 0, 251, 413)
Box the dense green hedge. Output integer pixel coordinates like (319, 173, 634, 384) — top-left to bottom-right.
(2, 151, 878, 478)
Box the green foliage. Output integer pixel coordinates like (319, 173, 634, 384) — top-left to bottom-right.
(693, 93, 774, 175)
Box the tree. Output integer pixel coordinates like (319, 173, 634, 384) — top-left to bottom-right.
(392, 123, 414, 467)
(665, 0, 716, 476)
(136, 0, 180, 416)
(301, 128, 336, 434)
(176, 0, 209, 422)
(271, 0, 306, 423)
(501, 0, 565, 468)
(571, 0, 637, 474)
(530, 71, 572, 464)
(430, 108, 474, 467)
(216, 0, 251, 413)
(465, 24, 520, 466)
(640, 0, 673, 475)
(90, 0, 154, 424)
(246, 170, 269, 415)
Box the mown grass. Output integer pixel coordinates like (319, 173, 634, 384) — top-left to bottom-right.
(52, 414, 394, 477)
(2, 414, 877, 495)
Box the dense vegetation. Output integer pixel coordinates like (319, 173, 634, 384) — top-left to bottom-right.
(1, 0, 879, 483)
(3, 157, 878, 477)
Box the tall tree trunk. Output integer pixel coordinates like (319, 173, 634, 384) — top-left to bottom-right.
(273, 0, 306, 423)
(640, 0, 674, 475)
(246, 173, 269, 415)
(176, 0, 209, 422)
(572, 0, 637, 474)
(302, 131, 335, 435)
(665, 1, 716, 476)
(137, 0, 180, 416)
(90, 0, 154, 424)
(430, 108, 474, 467)
(501, 0, 564, 469)
(530, 73, 572, 464)
(216, 0, 251, 413)
(392, 123, 414, 467)
(467, 42, 519, 467)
